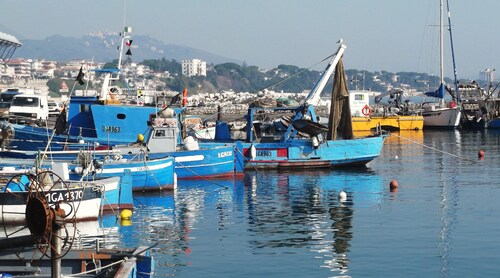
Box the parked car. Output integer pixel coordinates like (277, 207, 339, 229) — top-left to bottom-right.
(0, 101, 11, 120)
(48, 101, 61, 116)
(9, 94, 49, 124)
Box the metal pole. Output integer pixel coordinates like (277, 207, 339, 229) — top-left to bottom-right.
(51, 227, 61, 278)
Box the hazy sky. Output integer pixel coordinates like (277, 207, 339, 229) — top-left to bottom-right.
(1, 0, 498, 79)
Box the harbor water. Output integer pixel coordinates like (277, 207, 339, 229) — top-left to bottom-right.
(14, 129, 500, 277)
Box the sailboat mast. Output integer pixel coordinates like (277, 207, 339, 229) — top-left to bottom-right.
(446, 0, 460, 102)
(440, 0, 444, 85)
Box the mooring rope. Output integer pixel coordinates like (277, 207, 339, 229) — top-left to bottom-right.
(175, 160, 229, 189)
(390, 133, 478, 164)
(141, 152, 164, 192)
(234, 146, 260, 172)
(65, 257, 127, 277)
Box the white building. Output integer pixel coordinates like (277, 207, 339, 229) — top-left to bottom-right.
(6, 59, 31, 78)
(480, 68, 495, 83)
(182, 59, 206, 77)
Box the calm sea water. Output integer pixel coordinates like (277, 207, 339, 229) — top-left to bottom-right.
(80, 129, 500, 276)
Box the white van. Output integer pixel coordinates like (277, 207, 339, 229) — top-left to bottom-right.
(9, 94, 49, 124)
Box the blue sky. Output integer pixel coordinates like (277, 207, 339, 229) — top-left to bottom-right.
(1, 0, 498, 79)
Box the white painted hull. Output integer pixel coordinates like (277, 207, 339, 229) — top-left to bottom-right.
(423, 107, 461, 128)
(0, 177, 123, 225)
(0, 197, 101, 224)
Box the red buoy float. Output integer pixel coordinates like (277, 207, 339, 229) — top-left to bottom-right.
(389, 179, 398, 192)
(478, 150, 485, 160)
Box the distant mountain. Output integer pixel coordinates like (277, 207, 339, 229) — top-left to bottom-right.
(14, 31, 241, 65)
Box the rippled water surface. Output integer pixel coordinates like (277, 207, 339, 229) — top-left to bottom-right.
(119, 130, 500, 277)
(15, 129, 500, 277)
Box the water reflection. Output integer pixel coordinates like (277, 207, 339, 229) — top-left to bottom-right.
(59, 172, 383, 277)
(242, 170, 382, 276)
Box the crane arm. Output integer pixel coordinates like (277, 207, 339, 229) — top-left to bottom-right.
(304, 43, 346, 106)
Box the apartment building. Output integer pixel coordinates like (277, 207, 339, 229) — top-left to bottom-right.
(182, 59, 206, 77)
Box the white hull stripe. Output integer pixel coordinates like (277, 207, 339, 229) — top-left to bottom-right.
(175, 155, 205, 163)
(176, 160, 233, 169)
(98, 161, 172, 174)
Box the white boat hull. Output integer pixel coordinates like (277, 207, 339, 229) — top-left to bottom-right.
(0, 177, 124, 225)
(0, 195, 101, 224)
(423, 107, 461, 128)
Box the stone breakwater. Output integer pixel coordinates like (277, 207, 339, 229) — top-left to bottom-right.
(185, 104, 329, 122)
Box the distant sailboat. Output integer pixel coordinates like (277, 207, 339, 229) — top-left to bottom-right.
(422, 0, 461, 129)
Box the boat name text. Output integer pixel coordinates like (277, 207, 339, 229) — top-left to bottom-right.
(218, 151, 233, 158)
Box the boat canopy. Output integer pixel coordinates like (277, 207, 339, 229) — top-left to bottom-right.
(425, 83, 445, 99)
(0, 31, 22, 65)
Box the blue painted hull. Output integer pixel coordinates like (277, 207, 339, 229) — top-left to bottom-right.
(228, 135, 386, 170)
(488, 118, 500, 129)
(5, 123, 126, 151)
(101, 173, 134, 211)
(235, 136, 385, 170)
(69, 156, 175, 192)
(0, 144, 239, 181)
(67, 96, 159, 143)
(148, 145, 238, 180)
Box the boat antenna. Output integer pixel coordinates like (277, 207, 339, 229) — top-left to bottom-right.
(445, 0, 460, 102)
(122, 0, 127, 29)
(117, 27, 132, 70)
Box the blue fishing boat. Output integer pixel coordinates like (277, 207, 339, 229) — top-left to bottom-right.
(0, 152, 175, 192)
(0, 27, 241, 180)
(108, 118, 241, 180)
(206, 42, 387, 170)
(69, 154, 176, 192)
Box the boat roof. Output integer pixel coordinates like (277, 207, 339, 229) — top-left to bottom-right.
(0, 31, 22, 47)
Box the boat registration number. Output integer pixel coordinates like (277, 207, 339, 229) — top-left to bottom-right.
(256, 150, 272, 157)
(102, 125, 121, 133)
(45, 190, 84, 203)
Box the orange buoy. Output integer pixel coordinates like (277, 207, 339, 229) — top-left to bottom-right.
(182, 88, 188, 107)
(389, 179, 399, 191)
(478, 150, 485, 159)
